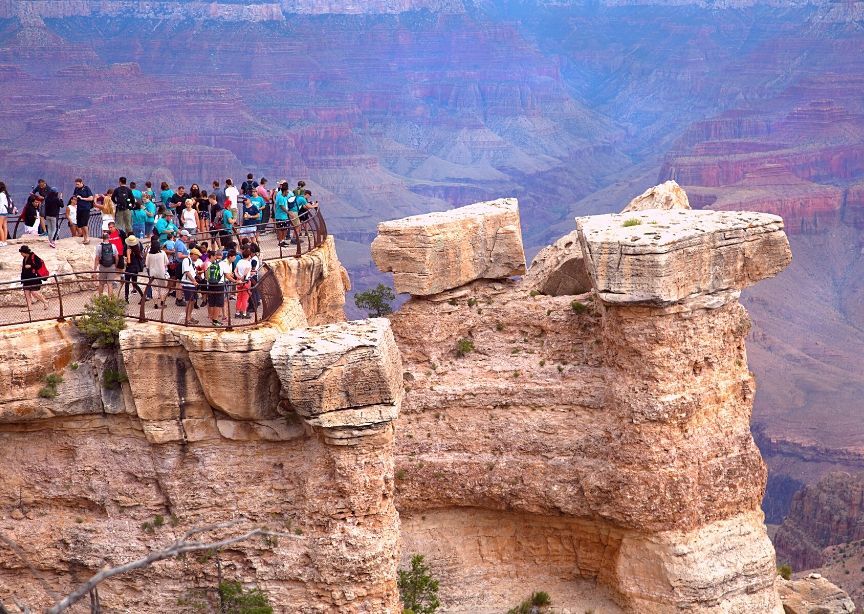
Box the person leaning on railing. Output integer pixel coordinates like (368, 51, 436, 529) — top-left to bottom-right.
(145, 236, 169, 309)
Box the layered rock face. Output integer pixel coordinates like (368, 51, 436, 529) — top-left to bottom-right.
(777, 574, 855, 614)
(378, 198, 792, 611)
(371, 198, 526, 296)
(774, 472, 864, 571)
(0, 244, 401, 612)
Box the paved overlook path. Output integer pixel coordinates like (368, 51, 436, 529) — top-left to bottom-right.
(0, 214, 328, 328)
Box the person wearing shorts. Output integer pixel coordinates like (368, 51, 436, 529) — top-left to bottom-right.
(93, 231, 119, 296)
(180, 249, 201, 324)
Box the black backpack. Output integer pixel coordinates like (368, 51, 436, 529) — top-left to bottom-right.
(114, 187, 134, 211)
(99, 243, 115, 267)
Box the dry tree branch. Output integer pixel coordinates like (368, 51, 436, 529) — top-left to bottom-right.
(0, 530, 60, 606)
(46, 521, 300, 614)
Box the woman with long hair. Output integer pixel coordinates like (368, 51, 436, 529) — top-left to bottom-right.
(145, 235, 169, 309)
(181, 198, 199, 235)
(95, 188, 115, 231)
(0, 181, 11, 245)
(22, 194, 40, 236)
(18, 245, 49, 312)
(123, 235, 146, 303)
(66, 195, 79, 238)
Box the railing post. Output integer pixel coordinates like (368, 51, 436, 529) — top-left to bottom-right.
(55, 275, 65, 322)
(140, 277, 151, 323)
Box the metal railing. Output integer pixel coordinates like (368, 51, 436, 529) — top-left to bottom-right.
(9, 207, 328, 261)
(0, 264, 284, 331)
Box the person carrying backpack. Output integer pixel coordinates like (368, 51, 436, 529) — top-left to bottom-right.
(19, 245, 50, 312)
(93, 230, 119, 297)
(112, 177, 135, 234)
(205, 252, 227, 325)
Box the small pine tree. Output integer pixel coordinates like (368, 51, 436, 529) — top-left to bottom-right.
(398, 554, 440, 614)
(218, 580, 273, 614)
(75, 294, 127, 347)
(354, 284, 396, 317)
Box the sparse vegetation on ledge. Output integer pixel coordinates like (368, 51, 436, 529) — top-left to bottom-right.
(622, 218, 642, 227)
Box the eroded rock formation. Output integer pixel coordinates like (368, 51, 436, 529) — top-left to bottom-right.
(0, 241, 400, 612)
(383, 198, 792, 611)
(777, 574, 856, 614)
(371, 198, 526, 296)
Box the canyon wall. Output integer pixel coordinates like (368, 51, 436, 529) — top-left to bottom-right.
(378, 199, 792, 611)
(0, 242, 403, 612)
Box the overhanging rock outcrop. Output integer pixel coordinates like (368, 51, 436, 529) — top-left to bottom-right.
(271, 318, 402, 445)
(371, 198, 526, 296)
(384, 197, 793, 612)
(578, 208, 792, 305)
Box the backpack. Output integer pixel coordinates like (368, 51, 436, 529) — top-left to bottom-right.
(207, 261, 222, 284)
(115, 187, 134, 211)
(212, 209, 224, 230)
(99, 243, 115, 267)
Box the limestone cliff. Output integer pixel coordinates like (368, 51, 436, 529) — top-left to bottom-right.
(0, 190, 808, 613)
(378, 198, 792, 611)
(0, 240, 403, 612)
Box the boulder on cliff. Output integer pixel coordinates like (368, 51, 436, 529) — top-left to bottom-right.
(577, 208, 792, 305)
(371, 198, 526, 296)
(778, 574, 856, 613)
(271, 318, 403, 434)
(621, 179, 691, 212)
(521, 230, 592, 296)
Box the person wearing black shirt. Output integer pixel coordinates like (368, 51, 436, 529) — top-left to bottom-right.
(170, 186, 187, 219)
(44, 188, 63, 247)
(73, 178, 94, 244)
(31, 179, 50, 235)
(111, 176, 136, 235)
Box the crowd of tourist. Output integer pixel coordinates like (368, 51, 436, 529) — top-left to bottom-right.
(1, 174, 321, 326)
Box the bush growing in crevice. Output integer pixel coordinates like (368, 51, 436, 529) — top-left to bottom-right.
(455, 338, 475, 357)
(103, 368, 128, 390)
(75, 294, 127, 347)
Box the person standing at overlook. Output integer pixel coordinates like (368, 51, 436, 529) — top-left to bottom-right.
(93, 230, 119, 297)
(18, 245, 49, 312)
(159, 182, 174, 211)
(211, 180, 225, 211)
(241, 173, 257, 195)
(43, 187, 63, 248)
(73, 178, 94, 245)
(224, 178, 239, 215)
(112, 176, 135, 234)
(0, 181, 12, 246)
(66, 195, 79, 239)
(30, 179, 50, 236)
(94, 188, 115, 231)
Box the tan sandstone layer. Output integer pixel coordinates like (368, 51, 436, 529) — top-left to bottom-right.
(0, 240, 402, 612)
(377, 197, 792, 611)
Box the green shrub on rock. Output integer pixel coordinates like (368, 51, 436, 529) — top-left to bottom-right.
(354, 284, 396, 317)
(75, 294, 127, 347)
(399, 554, 440, 614)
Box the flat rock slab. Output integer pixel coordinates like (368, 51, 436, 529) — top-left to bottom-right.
(371, 198, 526, 296)
(777, 575, 856, 613)
(271, 318, 402, 429)
(577, 209, 792, 305)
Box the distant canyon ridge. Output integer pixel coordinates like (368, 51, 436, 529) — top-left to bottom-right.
(1, 0, 863, 534)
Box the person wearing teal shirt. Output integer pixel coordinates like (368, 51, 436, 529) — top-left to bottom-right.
(159, 182, 174, 210)
(143, 196, 157, 237)
(274, 188, 290, 246)
(131, 205, 148, 239)
(155, 209, 178, 244)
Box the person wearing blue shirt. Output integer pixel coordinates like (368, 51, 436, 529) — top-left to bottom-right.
(242, 198, 260, 239)
(274, 186, 291, 247)
(130, 181, 143, 203)
(143, 195, 157, 237)
(248, 194, 266, 234)
(155, 208, 178, 244)
(131, 203, 148, 239)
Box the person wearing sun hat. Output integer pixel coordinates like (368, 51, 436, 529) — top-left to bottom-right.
(123, 234, 146, 303)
